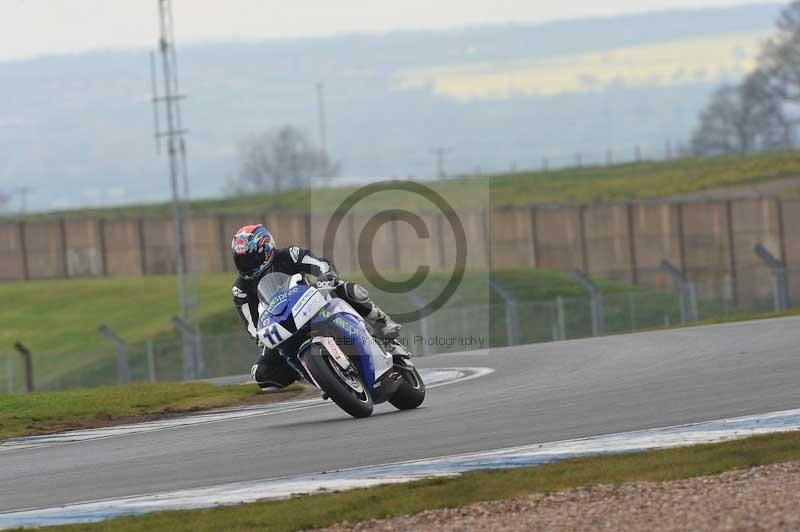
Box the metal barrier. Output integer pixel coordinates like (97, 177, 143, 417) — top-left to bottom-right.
(3, 268, 798, 393)
(755, 244, 791, 312)
(488, 279, 520, 345)
(99, 325, 130, 385)
(571, 270, 604, 337)
(660, 259, 698, 323)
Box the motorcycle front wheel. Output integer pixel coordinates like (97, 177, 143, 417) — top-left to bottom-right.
(388, 361, 426, 410)
(304, 344, 373, 418)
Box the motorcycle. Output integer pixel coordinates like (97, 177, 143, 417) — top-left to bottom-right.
(255, 272, 426, 418)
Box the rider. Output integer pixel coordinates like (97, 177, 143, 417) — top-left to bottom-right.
(231, 224, 400, 390)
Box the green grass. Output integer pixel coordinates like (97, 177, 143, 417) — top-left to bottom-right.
(0, 275, 238, 356)
(0, 269, 641, 390)
(0, 382, 303, 440)
(34, 430, 800, 532)
(0, 274, 244, 390)
(12, 151, 800, 220)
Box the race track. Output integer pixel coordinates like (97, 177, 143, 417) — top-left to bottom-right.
(2, 317, 799, 516)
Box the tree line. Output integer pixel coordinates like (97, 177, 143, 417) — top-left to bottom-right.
(691, 2, 800, 156)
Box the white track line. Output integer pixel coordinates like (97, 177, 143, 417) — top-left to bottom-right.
(1, 405, 798, 529)
(0, 367, 493, 454)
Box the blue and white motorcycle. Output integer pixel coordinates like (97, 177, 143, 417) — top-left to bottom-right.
(255, 272, 426, 418)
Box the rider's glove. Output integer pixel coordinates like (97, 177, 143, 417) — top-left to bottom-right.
(316, 271, 340, 289)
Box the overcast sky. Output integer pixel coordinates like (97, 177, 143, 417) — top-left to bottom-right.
(0, 0, 783, 62)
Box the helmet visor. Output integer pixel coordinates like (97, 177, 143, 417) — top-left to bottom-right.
(233, 251, 265, 277)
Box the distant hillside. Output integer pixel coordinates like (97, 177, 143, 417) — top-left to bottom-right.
(0, 3, 783, 213)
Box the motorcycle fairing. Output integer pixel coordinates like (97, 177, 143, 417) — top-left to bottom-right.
(297, 299, 393, 390)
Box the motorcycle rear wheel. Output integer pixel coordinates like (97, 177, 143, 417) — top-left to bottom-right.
(304, 345, 374, 418)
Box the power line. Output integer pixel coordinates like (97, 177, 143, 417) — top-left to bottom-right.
(0, 187, 33, 215)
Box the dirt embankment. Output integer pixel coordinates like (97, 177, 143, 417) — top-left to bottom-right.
(322, 461, 800, 531)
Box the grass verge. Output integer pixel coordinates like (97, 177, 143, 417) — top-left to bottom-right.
(687, 308, 800, 326)
(33, 430, 800, 532)
(0, 382, 305, 441)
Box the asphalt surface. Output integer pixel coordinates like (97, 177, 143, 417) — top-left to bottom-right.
(2, 317, 799, 513)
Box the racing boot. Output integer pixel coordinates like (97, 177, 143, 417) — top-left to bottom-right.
(365, 304, 401, 339)
(250, 348, 300, 391)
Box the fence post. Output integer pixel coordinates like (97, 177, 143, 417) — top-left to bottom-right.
(6, 354, 13, 393)
(725, 200, 739, 306)
(18, 222, 30, 281)
(146, 340, 157, 383)
(688, 282, 699, 321)
(571, 270, 605, 337)
(13, 342, 34, 392)
(556, 296, 566, 340)
(407, 291, 432, 355)
(676, 204, 687, 275)
(59, 218, 69, 278)
(488, 279, 519, 346)
(627, 203, 639, 285)
(578, 206, 589, 273)
(99, 325, 130, 385)
(660, 259, 698, 323)
(528, 205, 539, 269)
(304, 212, 313, 249)
(482, 210, 492, 269)
(435, 213, 448, 270)
(754, 243, 791, 312)
(776, 199, 788, 272)
(97, 218, 109, 277)
(627, 292, 638, 330)
(137, 218, 148, 275)
(172, 316, 205, 379)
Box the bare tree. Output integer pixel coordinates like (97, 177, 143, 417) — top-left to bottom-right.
(761, 1, 800, 104)
(234, 126, 339, 194)
(690, 71, 792, 156)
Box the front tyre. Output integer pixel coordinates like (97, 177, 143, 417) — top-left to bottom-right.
(304, 345, 373, 418)
(389, 362, 426, 410)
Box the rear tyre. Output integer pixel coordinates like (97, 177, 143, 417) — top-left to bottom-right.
(303, 345, 373, 418)
(388, 363, 426, 410)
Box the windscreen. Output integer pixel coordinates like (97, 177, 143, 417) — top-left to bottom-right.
(256, 272, 292, 304)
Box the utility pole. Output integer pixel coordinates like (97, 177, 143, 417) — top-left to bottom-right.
(316, 81, 328, 155)
(430, 146, 452, 178)
(151, 0, 200, 376)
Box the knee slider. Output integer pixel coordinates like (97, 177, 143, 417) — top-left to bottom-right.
(344, 282, 370, 304)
